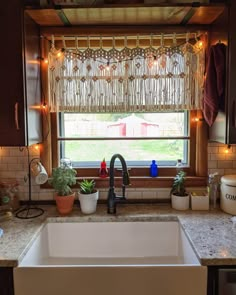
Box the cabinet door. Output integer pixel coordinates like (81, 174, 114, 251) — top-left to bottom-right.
(0, 1, 27, 146)
(24, 12, 42, 146)
(0, 267, 14, 295)
(209, 2, 236, 144)
(226, 0, 236, 143)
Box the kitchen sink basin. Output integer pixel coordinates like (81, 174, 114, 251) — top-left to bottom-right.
(14, 221, 207, 295)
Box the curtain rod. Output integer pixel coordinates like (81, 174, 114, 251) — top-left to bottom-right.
(49, 32, 204, 41)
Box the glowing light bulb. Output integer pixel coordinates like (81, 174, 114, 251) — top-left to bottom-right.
(225, 145, 231, 154)
(41, 103, 47, 110)
(106, 62, 110, 71)
(153, 56, 158, 65)
(44, 58, 48, 64)
(57, 52, 62, 57)
(195, 40, 204, 49)
(34, 144, 40, 151)
(198, 41, 203, 48)
(193, 117, 200, 122)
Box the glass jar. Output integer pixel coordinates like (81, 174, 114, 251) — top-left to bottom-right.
(0, 180, 19, 211)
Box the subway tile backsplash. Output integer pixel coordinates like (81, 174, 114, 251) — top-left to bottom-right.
(0, 143, 235, 201)
(208, 142, 236, 175)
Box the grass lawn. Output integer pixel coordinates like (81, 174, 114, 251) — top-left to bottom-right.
(64, 139, 185, 163)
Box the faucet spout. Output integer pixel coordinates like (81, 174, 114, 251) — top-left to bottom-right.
(107, 154, 130, 214)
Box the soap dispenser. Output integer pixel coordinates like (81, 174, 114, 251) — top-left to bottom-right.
(150, 160, 158, 177)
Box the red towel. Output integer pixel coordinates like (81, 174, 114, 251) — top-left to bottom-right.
(203, 43, 226, 126)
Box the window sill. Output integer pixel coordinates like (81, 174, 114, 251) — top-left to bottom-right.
(85, 176, 207, 188)
(42, 176, 207, 189)
(83, 176, 207, 188)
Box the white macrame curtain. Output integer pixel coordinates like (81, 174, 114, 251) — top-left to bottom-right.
(48, 34, 205, 113)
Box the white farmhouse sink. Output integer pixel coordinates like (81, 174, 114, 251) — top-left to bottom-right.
(14, 221, 207, 295)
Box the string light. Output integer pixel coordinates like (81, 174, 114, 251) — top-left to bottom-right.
(106, 61, 110, 71)
(198, 41, 203, 48)
(56, 48, 65, 58)
(194, 32, 204, 50)
(41, 102, 47, 110)
(193, 117, 204, 122)
(37, 56, 48, 64)
(153, 56, 158, 66)
(195, 39, 204, 50)
(44, 34, 205, 69)
(224, 145, 231, 154)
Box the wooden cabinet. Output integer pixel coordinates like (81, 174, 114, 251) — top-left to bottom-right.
(208, 266, 236, 295)
(225, 0, 236, 144)
(0, 267, 14, 295)
(0, 2, 42, 146)
(209, 0, 236, 144)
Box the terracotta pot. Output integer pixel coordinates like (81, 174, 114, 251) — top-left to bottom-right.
(55, 192, 75, 215)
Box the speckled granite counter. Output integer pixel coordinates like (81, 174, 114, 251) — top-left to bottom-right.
(0, 204, 236, 267)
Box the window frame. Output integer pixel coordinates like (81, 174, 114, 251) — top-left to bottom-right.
(47, 111, 207, 187)
(58, 110, 190, 168)
(40, 32, 208, 190)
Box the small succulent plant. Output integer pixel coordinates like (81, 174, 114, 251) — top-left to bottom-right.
(170, 170, 188, 197)
(79, 179, 96, 194)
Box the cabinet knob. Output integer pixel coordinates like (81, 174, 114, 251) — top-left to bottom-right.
(14, 102, 20, 130)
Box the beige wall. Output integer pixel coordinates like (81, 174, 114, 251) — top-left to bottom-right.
(0, 143, 235, 201)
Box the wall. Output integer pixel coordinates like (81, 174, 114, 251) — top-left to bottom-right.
(0, 146, 51, 201)
(208, 142, 236, 174)
(0, 143, 235, 202)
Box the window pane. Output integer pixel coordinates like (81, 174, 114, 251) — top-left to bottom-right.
(59, 112, 189, 167)
(60, 112, 188, 138)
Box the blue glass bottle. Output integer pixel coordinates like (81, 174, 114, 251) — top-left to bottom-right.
(150, 160, 158, 177)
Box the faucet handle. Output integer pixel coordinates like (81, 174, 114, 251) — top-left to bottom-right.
(123, 171, 130, 186)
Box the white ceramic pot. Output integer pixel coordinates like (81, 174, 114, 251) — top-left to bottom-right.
(171, 193, 189, 210)
(221, 175, 236, 215)
(79, 191, 99, 214)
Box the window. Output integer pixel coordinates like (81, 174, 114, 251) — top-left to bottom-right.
(59, 111, 189, 168)
(49, 109, 202, 182)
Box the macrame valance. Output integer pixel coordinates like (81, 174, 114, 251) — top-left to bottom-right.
(48, 34, 205, 113)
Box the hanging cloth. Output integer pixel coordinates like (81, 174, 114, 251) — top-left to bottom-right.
(203, 43, 226, 126)
(48, 34, 205, 113)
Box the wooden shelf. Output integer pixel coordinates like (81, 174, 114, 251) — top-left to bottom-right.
(26, 3, 226, 27)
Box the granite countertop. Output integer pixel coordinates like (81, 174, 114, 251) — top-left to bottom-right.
(0, 204, 236, 267)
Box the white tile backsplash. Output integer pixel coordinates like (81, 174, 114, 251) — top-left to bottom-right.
(141, 190, 157, 199)
(208, 142, 236, 174)
(208, 160, 218, 169)
(0, 143, 235, 201)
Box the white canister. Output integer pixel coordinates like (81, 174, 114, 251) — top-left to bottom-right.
(221, 175, 236, 215)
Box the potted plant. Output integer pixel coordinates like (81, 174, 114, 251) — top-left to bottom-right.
(49, 166, 77, 215)
(170, 170, 189, 210)
(78, 179, 99, 214)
